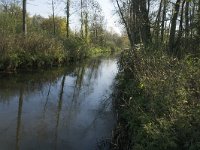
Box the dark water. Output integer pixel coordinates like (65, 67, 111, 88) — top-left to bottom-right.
(0, 57, 118, 150)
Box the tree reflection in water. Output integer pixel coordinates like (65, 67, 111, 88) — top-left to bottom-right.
(0, 57, 118, 150)
(16, 87, 24, 150)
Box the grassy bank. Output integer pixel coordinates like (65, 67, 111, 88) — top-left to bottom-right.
(113, 47, 200, 150)
(0, 32, 118, 72)
(0, 33, 65, 71)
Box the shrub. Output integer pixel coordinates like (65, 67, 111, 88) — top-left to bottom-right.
(62, 37, 89, 61)
(0, 32, 66, 71)
(114, 47, 200, 150)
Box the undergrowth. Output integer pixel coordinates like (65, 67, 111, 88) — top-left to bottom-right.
(0, 33, 118, 72)
(113, 47, 200, 150)
(0, 33, 66, 71)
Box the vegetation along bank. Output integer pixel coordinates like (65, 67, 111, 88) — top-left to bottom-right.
(1, 0, 200, 149)
(112, 0, 200, 149)
(0, 1, 127, 72)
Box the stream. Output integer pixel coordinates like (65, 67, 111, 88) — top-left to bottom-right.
(0, 56, 118, 150)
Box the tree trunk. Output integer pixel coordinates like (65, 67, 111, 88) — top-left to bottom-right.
(140, 0, 152, 45)
(185, 2, 189, 38)
(22, 0, 27, 35)
(84, 12, 89, 43)
(185, 1, 189, 50)
(66, 0, 70, 38)
(175, 0, 185, 57)
(190, 2, 196, 39)
(52, 0, 56, 35)
(115, 0, 134, 47)
(80, 0, 84, 38)
(198, 0, 200, 36)
(147, 0, 150, 14)
(161, 0, 167, 42)
(168, 0, 181, 55)
(155, 0, 163, 43)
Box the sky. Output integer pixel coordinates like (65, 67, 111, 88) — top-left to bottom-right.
(27, 0, 122, 34)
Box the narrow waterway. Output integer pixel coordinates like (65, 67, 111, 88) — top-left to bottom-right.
(0, 56, 118, 150)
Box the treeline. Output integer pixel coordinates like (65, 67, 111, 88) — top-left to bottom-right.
(113, 0, 200, 149)
(115, 0, 200, 56)
(0, 0, 126, 71)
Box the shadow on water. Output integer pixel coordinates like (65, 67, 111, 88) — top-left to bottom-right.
(0, 56, 118, 150)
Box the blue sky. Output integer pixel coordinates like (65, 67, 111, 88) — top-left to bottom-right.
(27, 0, 121, 34)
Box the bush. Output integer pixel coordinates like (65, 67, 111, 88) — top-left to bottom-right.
(0, 32, 66, 71)
(62, 37, 89, 61)
(113, 47, 200, 150)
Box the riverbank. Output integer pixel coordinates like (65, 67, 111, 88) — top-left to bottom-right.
(112, 48, 200, 150)
(0, 33, 119, 72)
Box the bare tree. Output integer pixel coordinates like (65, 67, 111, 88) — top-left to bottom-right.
(0, 0, 10, 12)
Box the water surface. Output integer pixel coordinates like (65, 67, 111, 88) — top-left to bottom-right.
(0, 57, 118, 150)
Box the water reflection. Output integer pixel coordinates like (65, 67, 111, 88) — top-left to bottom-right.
(0, 57, 118, 150)
(16, 87, 23, 150)
(55, 74, 66, 150)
